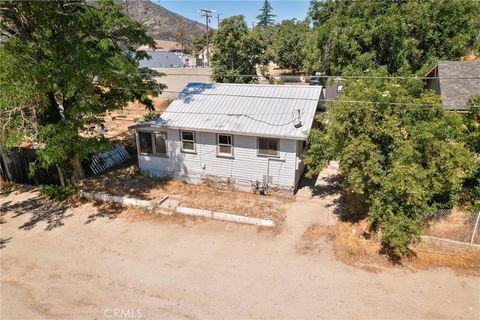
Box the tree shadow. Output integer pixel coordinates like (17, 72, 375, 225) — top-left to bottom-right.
(333, 190, 369, 223)
(297, 173, 343, 197)
(85, 202, 124, 224)
(0, 195, 76, 231)
(312, 174, 343, 197)
(0, 237, 12, 250)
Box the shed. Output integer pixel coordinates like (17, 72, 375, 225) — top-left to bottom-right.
(129, 83, 322, 194)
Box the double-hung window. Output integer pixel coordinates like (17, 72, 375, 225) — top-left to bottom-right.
(138, 131, 167, 156)
(181, 131, 196, 152)
(258, 138, 279, 157)
(217, 134, 233, 157)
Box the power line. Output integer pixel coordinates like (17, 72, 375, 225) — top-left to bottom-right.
(105, 86, 466, 108)
(105, 71, 480, 80)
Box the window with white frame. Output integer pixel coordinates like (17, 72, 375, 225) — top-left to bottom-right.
(258, 138, 279, 157)
(217, 134, 233, 156)
(138, 131, 167, 156)
(181, 131, 196, 152)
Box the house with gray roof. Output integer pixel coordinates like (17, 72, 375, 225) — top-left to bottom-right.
(425, 61, 480, 111)
(128, 83, 322, 195)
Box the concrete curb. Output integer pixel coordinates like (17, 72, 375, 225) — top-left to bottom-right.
(81, 191, 153, 208)
(80, 191, 275, 227)
(176, 206, 275, 227)
(416, 235, 480, 253)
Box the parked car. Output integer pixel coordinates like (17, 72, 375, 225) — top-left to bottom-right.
(309, 76, 321, 85)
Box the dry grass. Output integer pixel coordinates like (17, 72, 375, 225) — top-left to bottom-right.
(81, 165, 290, 231)
(102, 98, 170, 141)
(332, 218, 480, 276)
(406, 249, 480, 277)
(297, 224, 335, 255)
(424, 209, 478, 244)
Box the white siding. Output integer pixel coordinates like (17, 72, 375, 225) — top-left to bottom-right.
(137, 129, 299, 190)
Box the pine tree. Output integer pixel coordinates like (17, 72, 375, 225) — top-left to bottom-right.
(256, 0, 275, 27)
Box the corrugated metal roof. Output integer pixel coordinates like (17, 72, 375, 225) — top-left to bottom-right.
(133, 83, 322, 140)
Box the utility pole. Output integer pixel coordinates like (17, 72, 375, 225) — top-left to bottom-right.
(201, 8, 212, 67)
(216, 13, 222, 29)
(125, 0, 128, 15)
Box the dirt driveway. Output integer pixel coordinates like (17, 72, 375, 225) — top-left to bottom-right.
(1, 164, 479, 319)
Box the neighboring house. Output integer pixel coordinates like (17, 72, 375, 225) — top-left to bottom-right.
(137, 40, 183, 52)
(128, 83, 322, 195)
(425, 61, 480, 111)
(198, 44, 213, 66)
(139, 52, 187, 68)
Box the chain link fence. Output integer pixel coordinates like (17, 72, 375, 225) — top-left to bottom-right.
(424, 210, 480, 245)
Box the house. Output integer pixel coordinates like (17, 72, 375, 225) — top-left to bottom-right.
(128, 83, 322, 195)
(198, 44, 213, 66)
(425, 61, 480, 111)
(139, 52, 187, 68)
(137, 40, 183, 52)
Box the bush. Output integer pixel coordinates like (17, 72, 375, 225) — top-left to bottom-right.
(380, 214, 420, 257)
(305, 71, 476, 257)
(41, 185, 77, 201)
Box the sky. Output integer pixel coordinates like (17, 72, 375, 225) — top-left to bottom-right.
(156, 0, 311, 28)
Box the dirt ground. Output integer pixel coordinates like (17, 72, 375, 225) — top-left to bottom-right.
(1, 163, 480, 319)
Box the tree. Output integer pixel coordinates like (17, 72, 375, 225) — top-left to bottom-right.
(256, 0, 275, 27)
(174, 20, 190, 52)
(271, 19, 308, 72)
(192, 30, 215, 56)
(305, 0, 480, 75)
(304, 69, 476, 256)
(0, 0, 166, 184)
(211, 15, 263, 83)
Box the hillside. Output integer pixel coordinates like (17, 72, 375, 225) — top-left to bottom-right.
(125, 0, 206, 41)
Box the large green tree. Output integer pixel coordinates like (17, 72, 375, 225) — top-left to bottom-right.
(256, 0, 275, 27)
(0, 0, 165, 184)
(211, 15, 263, 83)
(271, 19, 308, 72)
(305, 69, 476, 256)
(305, 0, 480, 75)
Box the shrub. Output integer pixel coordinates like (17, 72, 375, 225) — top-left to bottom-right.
(41, 185, 77, 201)
(305, 71, 476, 257)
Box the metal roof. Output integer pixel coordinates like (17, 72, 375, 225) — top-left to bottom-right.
(131, 82, 322, 140)
(426, 61, 480, 111)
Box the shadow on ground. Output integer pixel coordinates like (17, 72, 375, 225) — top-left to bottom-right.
(0, 237, 12, 250)
(297, 172, 368, 223)
(0, 195, 78, 231)
(85, 202, 124, 224)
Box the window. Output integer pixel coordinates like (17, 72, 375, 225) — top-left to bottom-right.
(258, 138, 279, 157)
(139, 132, 153, 154)
(181, 131, 196, 152)
(138, 131, 167, 156)
(217, 134, 233, 156)
(154, 132, 167, 155)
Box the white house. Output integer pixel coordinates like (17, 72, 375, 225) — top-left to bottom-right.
(128, 83, 322, 195)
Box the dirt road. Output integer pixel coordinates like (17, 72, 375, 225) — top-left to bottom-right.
(1, 166, 479, 319)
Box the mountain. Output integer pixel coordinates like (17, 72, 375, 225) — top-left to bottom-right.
(125, 0, 206, 41)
